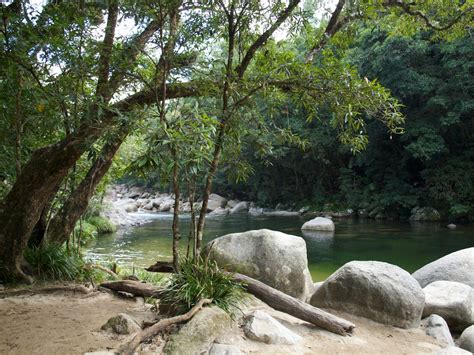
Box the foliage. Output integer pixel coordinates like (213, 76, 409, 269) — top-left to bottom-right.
(88, 216, 117, 234)
(161, 256, 247, 316)
(73, 221, 98, 244)
(24, 245, 86, 281)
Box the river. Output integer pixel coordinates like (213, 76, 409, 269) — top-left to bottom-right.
(85, 213, 474, 281)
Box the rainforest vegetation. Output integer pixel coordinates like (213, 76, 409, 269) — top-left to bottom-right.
(0, 0, 473, 284)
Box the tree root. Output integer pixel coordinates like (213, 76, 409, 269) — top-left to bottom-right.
(117, 298, 212, 355)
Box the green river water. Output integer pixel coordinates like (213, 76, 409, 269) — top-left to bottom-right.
(85, 213, 474, 281)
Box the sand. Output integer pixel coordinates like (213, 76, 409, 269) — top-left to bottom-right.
(0, 288, 444, 354)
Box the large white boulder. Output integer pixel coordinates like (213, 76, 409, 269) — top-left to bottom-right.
(459, 325, 474, 353)
(310, 261, 425, 328)
(301, 217, 335, 232)
(423, 281, 473, 330)
(206, 229, 314, 300)
(420, 314, 454, 347)
(207, 194, 227, 211)
(230, 201, 249, 214)
(412, 248, 474, 288)
(243, 310, 302, 345)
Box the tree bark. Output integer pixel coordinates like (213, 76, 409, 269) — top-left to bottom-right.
(232, 273, 355, 336)
(46, 127, 128, 245)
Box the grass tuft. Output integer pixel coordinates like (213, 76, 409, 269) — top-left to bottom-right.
(24, 245, 85, 281)
(161, 257, 247, 316)
(87, 216, 117, 234)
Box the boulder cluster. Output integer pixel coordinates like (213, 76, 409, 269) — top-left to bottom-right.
(97, 226, 473, 354)
(208, 229, 474, 353)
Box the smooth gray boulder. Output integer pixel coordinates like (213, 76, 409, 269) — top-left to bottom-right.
(163, 306, 232, 355)
(206, 229, 314, 300)
(208, 344, 242, 355)
(207, 194, 227, 211)
(459, 325, 474, 353)
(230, 201, 249, 214)
(412, 248, 474, 288)
(101, 313, 141, 335)
(420, 314, 454, 347)
(423, 281, 473, 329)
(301, 217, 335, 232)
(243, 310, 302, 345)
(226, 200, 240, 209)
(310, 261, 425, 328)
(158, 198, 175, 212)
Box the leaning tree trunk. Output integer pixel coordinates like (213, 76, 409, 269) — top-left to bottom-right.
(47, 128, 128, 245)
(0, 123, 103, 283)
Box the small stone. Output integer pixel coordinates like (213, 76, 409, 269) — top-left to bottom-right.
(208, 343, 242, 355)
(243, 310, 302, 345)
(101, 313, 141, 335)
(420, 314, 454, 346)
(447, 224, 457, 229)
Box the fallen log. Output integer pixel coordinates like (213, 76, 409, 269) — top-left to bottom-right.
(118, 298, 212, 355)
(145, 261, 175, 273)
(232, 273, 355, 336)
(100, 280, 164, 298)
(101, 274, 355, 336)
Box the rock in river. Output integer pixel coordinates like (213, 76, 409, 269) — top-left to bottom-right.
(206, 229, 314, 300)
(301, 217, 335, 232)
(310, 261, 425, 328)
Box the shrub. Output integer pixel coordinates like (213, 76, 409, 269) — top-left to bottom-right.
(88, 216, 117, 234)
(24, 245, 85, 281)
(161, 257, 247, 316)
(73, 221, 98, 245)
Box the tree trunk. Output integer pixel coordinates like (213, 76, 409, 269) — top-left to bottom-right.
(46, 128, 128, 245)
(232, 273, 355, 336)
(0, 82, 198, 283)
(0, 123, 103, 283)
(171, 153, 181, 271)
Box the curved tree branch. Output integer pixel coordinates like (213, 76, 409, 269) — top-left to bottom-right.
(235, 0, 301, 78)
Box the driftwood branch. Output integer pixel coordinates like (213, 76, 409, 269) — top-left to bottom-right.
(232, 273, 355, 336)
(100, 280, 164, 298)
(118, 298, 212, 355)
(105, 272, 355, 336)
